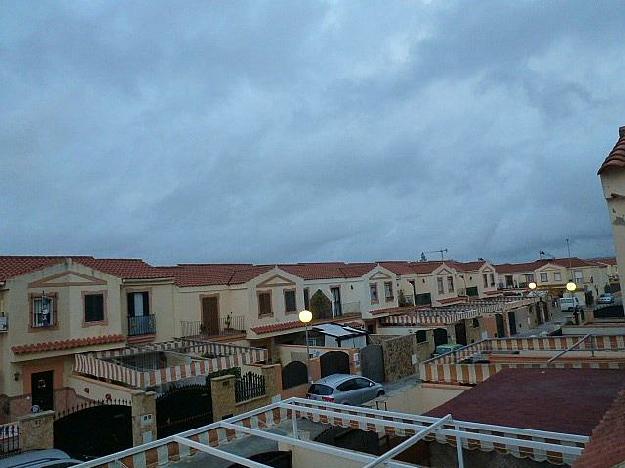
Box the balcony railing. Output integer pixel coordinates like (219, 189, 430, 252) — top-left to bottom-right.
(180, 315, 246, 338)
(128, 315, 156, 336)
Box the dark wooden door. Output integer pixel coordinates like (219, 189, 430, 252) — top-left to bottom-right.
(433, 328, 448, 346)
(495, 314, 506, 337)
(454, 322, 467, 346)
(507, 311, 517, 335)
(320, 351, 350, 377)
(31, 370, 54, 411)
(202, 296, 219, 335)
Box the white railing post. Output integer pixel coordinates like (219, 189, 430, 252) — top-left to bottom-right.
(455, 424, 464, 468)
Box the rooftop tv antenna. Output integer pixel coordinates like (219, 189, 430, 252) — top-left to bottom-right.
(539, 250, 556, 260)
(421, 248, 448, 262)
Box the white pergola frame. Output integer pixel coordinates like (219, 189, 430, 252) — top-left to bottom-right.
(77, 397, 588, 468)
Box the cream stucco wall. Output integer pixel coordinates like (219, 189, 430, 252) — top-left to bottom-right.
(0, 260, 129, 397)
(601, 169, 625, 295)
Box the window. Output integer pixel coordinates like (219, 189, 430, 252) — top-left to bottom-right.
(447, 276, 454, 293)
(437, 277, 444, 294)
(84, 293, 104, 323)
(575, 271, 583, 283)
(127, 292, 150, 316)
(472, 318, 480, 328)
(554, 272, 562, 282)
(258, 292, 272, 317)
(416, 330, 427, 343)
(384, 282, 394, 301)
(524, 274, 534, 283)
(483, 274, 488, 288)
(370, 284, 379, 304)
(32, 295, 56, 328)
(489, 273, 495, 286)
(303, 288, 310, 310)
(540, 273, 548, 282)
(284, 290, 296, 313)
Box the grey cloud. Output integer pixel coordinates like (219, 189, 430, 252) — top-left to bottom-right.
(1, 0, 624, 265)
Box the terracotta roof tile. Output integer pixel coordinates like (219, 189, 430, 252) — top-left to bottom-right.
(426, 368, 625, 436)
(11, 334, 125, 354)
(379, 261, 446, 275)
(598, 127, 625, 175)
(495, 257, 602, 274)
(591, 257, 617, 266)
(0, 256, 166, 282)
(279, 262, 377, 280)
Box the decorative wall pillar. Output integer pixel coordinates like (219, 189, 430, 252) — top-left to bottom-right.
(17, 410, 54, 451)
(131, 390, 156, 446)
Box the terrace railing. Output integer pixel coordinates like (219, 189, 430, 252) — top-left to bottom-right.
(0, 422, 20, 458)
(180, 316, 246, 338)
(128, 315, 156, 336)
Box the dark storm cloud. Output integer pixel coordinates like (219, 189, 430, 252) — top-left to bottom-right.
(1, 0, 624, 265)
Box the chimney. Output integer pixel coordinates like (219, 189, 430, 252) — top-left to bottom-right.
(619, 126, 625, 138)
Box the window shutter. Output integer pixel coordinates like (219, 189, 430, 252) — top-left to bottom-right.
(142, 292, 150, 315)
(127, 293, 135, 317)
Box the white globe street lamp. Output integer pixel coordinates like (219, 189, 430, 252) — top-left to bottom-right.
(566, 281, 577, 292)
(528, 282, 537, 290)
(299, 310, 313, 383)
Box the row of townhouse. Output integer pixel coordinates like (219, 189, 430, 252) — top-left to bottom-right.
(0, 256, 501, 417)
(494, 257, 614, 296)
(0, 255, 614, 422)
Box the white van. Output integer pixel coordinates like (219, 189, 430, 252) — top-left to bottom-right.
(559, 296, 582, 312)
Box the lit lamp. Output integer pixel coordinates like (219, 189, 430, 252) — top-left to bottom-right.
(566, 281, 577, 292)
(528, 282, 537, 290)
(298, 309, 313, 383)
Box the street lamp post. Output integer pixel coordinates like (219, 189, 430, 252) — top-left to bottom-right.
(299, 309, 313, 383)
(565, 238, 577, 295)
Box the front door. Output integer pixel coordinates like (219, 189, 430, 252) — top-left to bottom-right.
(331, 287, 342, 316)
(433, 328, 448, 347)
(31, 370, 54, 411)
(496, 314, 506, 337)
(202, 296, 219, 335)
(507, 311, 517, 335)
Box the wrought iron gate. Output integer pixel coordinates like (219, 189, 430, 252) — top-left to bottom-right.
(54, 399, 132, 460)
(360, 344, 385, 383)
(156, 384, 213, 438)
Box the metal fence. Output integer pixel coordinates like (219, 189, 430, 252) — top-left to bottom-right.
(128, 315, 156, 336)
(235, 372, 265, 403)
(0, 422, 20, 458)
(180, 316, 246, 337)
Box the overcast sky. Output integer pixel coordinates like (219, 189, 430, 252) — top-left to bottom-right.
(1, 1, 624, 266)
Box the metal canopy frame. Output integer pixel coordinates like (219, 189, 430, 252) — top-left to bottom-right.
(76, 397, 588, 468)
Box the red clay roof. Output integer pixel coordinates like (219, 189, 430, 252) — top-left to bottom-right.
(12, 334, 126, 354)
(495, 257, 602, 274)
(159, 264, 273, 287)
(598, 127, 625, 175)
(590, 257, 617, 266)
(426, 368, 625, 436)
(379, 261, 447, 275)
(574, 388, 625, 467)
(279, 263, 377, 280)
(447, 260, 487, 272)
(0, 256, 165, 282)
